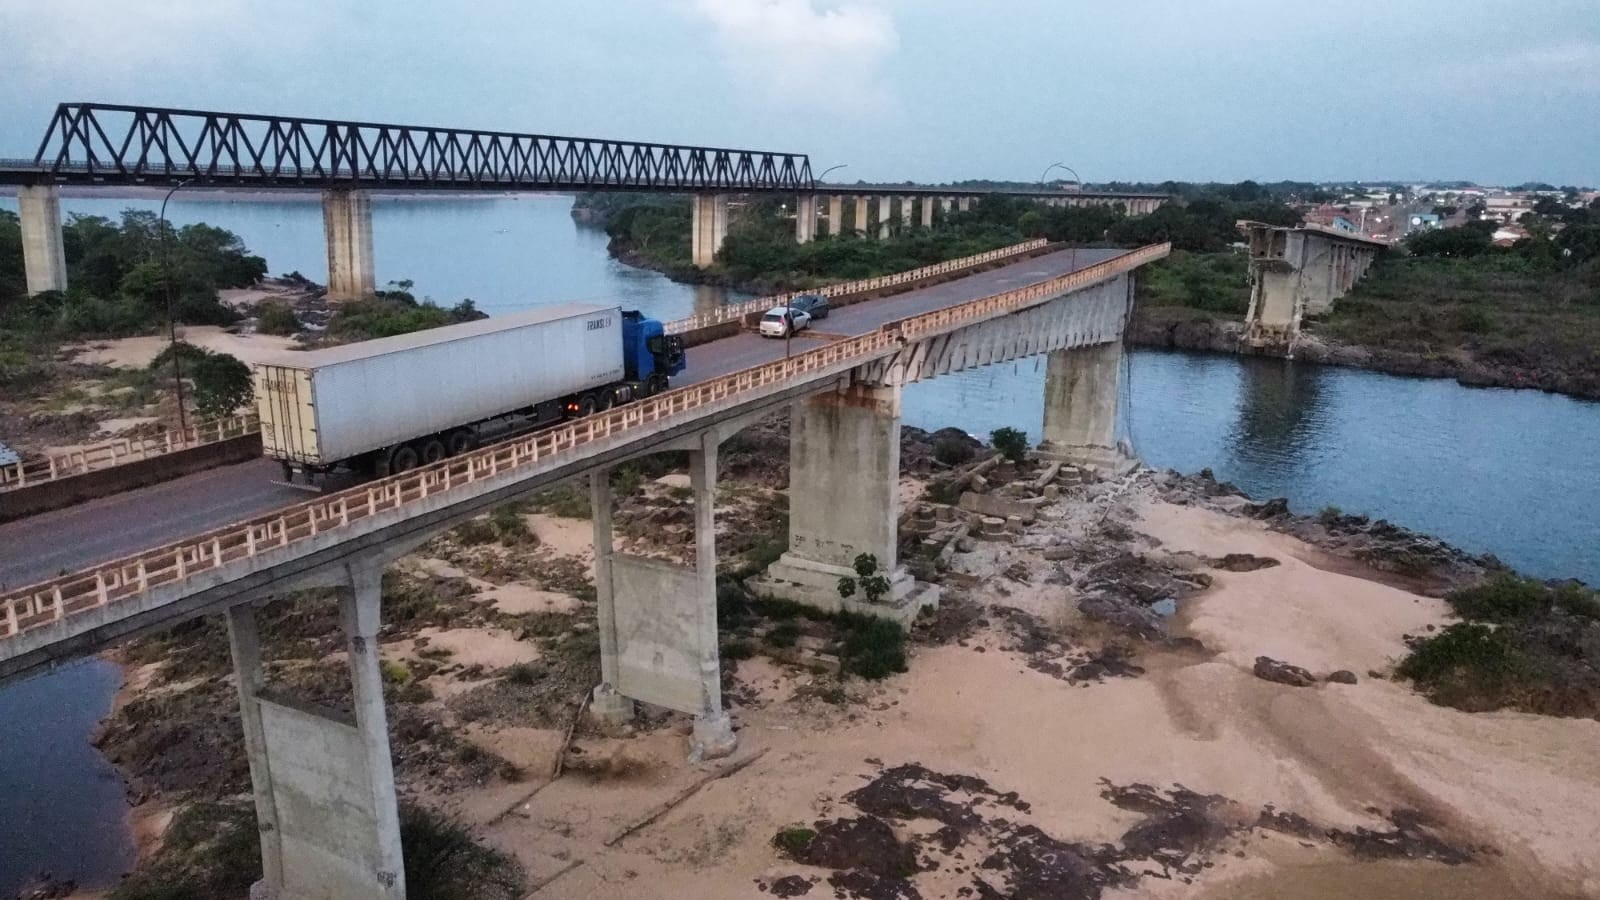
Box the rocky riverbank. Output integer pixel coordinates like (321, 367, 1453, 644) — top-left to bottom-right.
(1128, 307, 1600, 401)
(54, 409, 1600, 899)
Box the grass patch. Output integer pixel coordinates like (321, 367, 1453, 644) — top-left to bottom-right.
(722, 639, 756, 661)
(766, 620, 802, 649)
(773, 825, 818, 855)
(1399, 574, 1600, 717)
(400, 804, 525, 900)
(836, 612, 908, 680)
(1136, 249, 1251, 315)
(111, 801, 261, 900)
(527, 481, 591, 519)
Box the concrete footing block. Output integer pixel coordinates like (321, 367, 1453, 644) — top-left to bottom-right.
(591, 683, 635, 725)
(1034, 443, 1139, 476)
(690, 712, 738, 762)
(754, 554, 940, 628)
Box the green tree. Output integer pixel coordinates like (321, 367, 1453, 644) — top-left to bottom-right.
(990, 427, 1029, 463)
(256, 302, 301, 336)
(190, 352, 254, 419)
(1407, 224, 1494, 259)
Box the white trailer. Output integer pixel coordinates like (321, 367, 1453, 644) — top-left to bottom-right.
(256, 302, 636, 480)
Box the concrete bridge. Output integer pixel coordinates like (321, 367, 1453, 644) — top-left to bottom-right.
(696, 188, 1166, 267)
(1239, 220, 1386, 355)
(5, 102, 1168, 293)
(0, 242, 1167, 899)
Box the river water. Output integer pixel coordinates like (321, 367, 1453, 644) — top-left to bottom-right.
(1, 195, 1597, 893)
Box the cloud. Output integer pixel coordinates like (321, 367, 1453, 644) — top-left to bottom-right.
(687, 0, 899, 114)
(1513, 41, 1600, 91)
(0, 0, 329, 88)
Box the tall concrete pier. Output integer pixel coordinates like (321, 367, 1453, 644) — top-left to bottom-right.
(795, 194, 818, 243)
(761, 383, 917, 618)
(322, 189, 377, 300)
(1239, 220, 1384, 355)
(826, 195, 844, 237)
(1040, 342, 1124, 467)
(18, 184, 67, 295)
(226, 562, 406, 898)
(691, 193, 729, 268)
(588, 431, 736, 759)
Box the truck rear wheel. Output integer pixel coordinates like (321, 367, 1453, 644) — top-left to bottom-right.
(446, 429, 476, 456)
(389, 444, 420, 474)
(646, 373, 668, 396)
(576, 393, 599, 417)
(420, 437, 447, 465)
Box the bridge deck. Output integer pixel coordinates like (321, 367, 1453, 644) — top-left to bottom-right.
(0, 247, 1119, 591)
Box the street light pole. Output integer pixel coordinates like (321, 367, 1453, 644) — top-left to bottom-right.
(1039, 162, 1085, 271)
(160, 179, 192, 436)
(817, 164, 848, 183)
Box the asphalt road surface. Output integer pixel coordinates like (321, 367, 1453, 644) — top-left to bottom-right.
(0, 247, 1121, 589)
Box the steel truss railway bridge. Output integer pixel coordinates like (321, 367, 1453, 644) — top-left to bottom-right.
(4, 102, 1168, 293)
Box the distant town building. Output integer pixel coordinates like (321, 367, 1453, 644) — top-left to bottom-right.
(1493, 223, 1531, 247)
(1484, 195, 1534, 223)
(1407, 213, 1442, 233)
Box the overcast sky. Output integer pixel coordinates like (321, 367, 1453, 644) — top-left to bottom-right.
(2, 0, 1596, 186)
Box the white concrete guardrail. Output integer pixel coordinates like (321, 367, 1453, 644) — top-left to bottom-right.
(0, 241, 1049, 494)
(661, 238, 1051, 334)
(0, 243, 1168, 643)
(0, 412, 259, 492)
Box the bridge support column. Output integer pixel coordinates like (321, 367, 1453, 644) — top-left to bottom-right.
(686, 438, 736, 758)
(587, 439, 735, 760)
(340, 567, 407, 897)
(589, 470, 634, 726)
(18, 185, 67, 296)
(899, 196, 913, 230)
(957, 196, 972, 213)
(940, 197, 953, 214)
(1039, 342, 1125, 469)
(759, 383, 931, 625)
(322, 189, 376, 300)
(920, 196, 935, 228)
(691, 193, 729, 268)
(227, 604, 284, 896)
(795, 194, 817, 244)
(223, 564, 406, 900)
(853, 196, 869, 236)
(876, 195, 892, 239)
(827, 195, 844, 237)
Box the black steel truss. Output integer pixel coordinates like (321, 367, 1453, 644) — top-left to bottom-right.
(10, 103, 814, 192)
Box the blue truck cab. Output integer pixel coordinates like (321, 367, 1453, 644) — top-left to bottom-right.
(621, 310, 687, 394)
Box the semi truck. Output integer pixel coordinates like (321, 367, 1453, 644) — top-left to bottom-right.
(254, 302, 686, 483)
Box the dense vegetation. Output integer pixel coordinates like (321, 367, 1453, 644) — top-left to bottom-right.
(321, 279, 486, 343)
(111, 800, 525, 900)
(0, 209, 264, 337)
(1398, 574, 1600, 718)
(1315, 208, 1600, 384)
(579, 185, 1302, 294)
(0, 209, 265, 392)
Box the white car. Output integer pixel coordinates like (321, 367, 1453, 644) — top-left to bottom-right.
(759, 306, 810, 338)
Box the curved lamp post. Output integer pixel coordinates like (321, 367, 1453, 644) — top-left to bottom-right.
(814, 164, 849, 240)
(1039, 162, 1081, 189)
(1039, 163, 1087, 270)
(159, 180, 192, 436)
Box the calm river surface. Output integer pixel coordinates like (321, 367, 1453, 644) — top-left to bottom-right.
(1, 194, 1597, 893)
